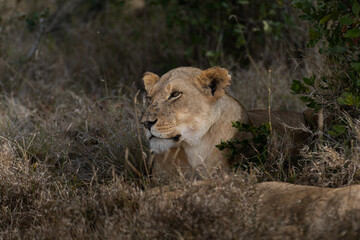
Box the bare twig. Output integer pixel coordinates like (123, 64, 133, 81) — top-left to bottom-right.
(134, 90, 150, 185)
(26, 0, 89, 60)
(268, 69, 272, 135)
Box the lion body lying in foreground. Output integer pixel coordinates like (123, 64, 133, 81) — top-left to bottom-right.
(141, 67, 310, 179)
(147, 180, 360, 238)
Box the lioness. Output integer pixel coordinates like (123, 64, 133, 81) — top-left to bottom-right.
(141, 67, 309, 179)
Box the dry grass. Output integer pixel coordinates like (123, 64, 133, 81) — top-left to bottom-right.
(0, 93, 147, 183)
(1, 60, 359, 239)
(229, 60, 306, 112)
(298, 117, 360, 187)
(0, 1, 360, 239)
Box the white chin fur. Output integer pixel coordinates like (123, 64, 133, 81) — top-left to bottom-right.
(150, 138, 175, 153)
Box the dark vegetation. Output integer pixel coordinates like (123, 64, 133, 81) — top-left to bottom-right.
(0, 0, 359, 238)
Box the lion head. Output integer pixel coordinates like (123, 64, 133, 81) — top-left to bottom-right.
(140, 67, 231, 154)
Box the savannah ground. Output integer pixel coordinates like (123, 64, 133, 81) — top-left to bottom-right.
(0, 0, 360, 239)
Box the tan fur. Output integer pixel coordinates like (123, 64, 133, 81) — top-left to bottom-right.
(141, 67, 310, 180)
(143, 72, 160, 92)
(148, 180, 360, 236)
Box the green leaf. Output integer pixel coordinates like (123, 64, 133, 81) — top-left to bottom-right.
(306, 39, 318, 48)
(338, 92, 360, 106)
(344, 28, 360, 38)
(216, 140, 227, 150)
(291, 0, 315, 13)
(291, 80, 309, 94)
(339, 15, 354, 25)
(299, 14, 313, 21)
(300, 96, 319, 109)
(353, 1, 360, 17)
(329, 125, 347, 136)
(277, 0, 284, 5)
(356, 80, 360, 87)
(235, 35, 246, 48)
(237, 0, 249, 4)
(351, 62, 360, 72)
(319, 14, 332, 24)
(303, 75, 315, 86)
(328, 46, 347, 54)
(328, 131, 337, 136)
(300, 96, 311, 102)
(306, 100, 319, 109)
(263, 20, 272, 33)
(309, 28, 321, 40)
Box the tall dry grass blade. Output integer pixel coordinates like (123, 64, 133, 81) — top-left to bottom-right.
(268, 69, 272, 135)
(133, 90, 150, 184)
(318, 108, 324, 141)
(124, 147, 142, 179)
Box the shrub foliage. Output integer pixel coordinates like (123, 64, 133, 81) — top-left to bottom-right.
(292, 0, 360, 142)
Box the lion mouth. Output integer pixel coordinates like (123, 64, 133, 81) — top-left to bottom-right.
(172, 134, 181, 142)
(149, 134, 181, 142)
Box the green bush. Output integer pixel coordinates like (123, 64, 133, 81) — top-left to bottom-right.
(216, 122, 270, 171)
(292, 0, 360, 143)
(151, 0, 299, 66)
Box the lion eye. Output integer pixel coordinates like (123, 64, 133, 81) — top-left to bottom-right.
(146, 96, 152, 103)
(169, 91, 182, 99)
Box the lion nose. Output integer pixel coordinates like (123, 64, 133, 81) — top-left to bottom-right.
(142, 119, 158, 131)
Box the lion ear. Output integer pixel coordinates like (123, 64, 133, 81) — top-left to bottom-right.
(143, 72, 160, 92)
(196, 66, 231, 99)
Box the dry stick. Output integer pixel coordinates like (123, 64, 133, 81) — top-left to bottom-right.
(124, 147, 142, 179)
(267, 69, 274, 177)
(26, 20, 45, 60)
(133, 90, 150, 185)
(318, 108, 324, 142)
(27, 0, 88, 59)
(0, 58, 17, 74)
(96, 29, 109, 97)
(268, 69, 273, 135)
(124, 147, 128, 173)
